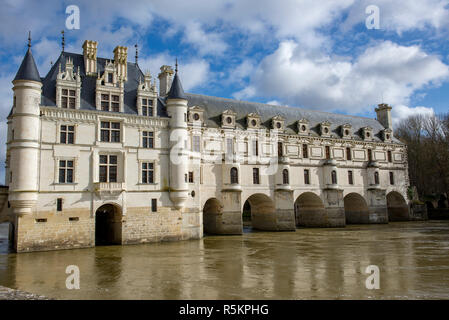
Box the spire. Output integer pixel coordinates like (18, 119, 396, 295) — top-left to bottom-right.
(135, 44, 138, 65)
(61, 30, 65, 52)
(14, 32, 41, 82)
(167, 59, 186, 100)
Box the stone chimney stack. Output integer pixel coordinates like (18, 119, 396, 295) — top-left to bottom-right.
(82, 40, 98, 75)
(375, 103, 393, 131)
(113, 45, 128, 81)
(158, 65, 174, 97)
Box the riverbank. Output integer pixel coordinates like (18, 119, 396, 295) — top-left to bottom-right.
(0, 285, 51, 300)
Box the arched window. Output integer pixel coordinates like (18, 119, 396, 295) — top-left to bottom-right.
(374, 171, 379, 185)
(331, 170, 337, 184)
(282, 169, 289, 184)
(230, 167, 238, 184)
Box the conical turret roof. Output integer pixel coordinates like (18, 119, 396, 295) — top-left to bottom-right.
(167, 72, 186, 100)
(14, 48, 41, 82)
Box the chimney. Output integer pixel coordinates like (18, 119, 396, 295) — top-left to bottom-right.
(82, 40, 98, 75)
(158, 65, 174, 97)
(113, 46, 128, 81)
(375, 103, 393, 131)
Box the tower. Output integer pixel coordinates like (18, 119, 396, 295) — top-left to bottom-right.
(166, 63, 189, 209)
(375, 103, 393, 132)
(9, 35, 42, 250)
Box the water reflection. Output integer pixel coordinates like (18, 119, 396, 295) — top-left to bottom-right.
(0, 221, 449, 299)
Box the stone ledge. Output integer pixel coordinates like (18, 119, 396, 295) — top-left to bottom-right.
(0, 285, 53, 300)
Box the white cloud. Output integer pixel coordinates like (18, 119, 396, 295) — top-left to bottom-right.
(182, 21, 228, 56)
(392, 104, 435, 125)
(236, 40, 449, 114)
(341, 0, 449, 34)
(139, 53, 210, 91)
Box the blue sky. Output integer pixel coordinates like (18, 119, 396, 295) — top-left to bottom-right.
(1, 0, 449, 181)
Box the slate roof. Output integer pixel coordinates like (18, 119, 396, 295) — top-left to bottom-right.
(35, 51, 398, 143)
(14, 48, 41, 82)
(167, 72, 186, 100)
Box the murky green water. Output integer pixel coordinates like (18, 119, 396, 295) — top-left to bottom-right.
(0, 221, 448, 299)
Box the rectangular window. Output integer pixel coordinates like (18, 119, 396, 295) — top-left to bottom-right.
(100, 121, 121, 142)
(387, 151, 392, 163)
(226, 138, 233, 154)
(60, 125, 75, 144)
(142, 98, 154, 117)
(99, 155, 118, 183)
(141, 162, 154, 184)
(193, 135, 201, 152)
(61, 89, 76, 109)
(142, 131, 154, 148)
(253, 168, 260, 184)
(278, 142, 283, 157)
(57, 198, 63, 212)
(101, 94, 110, 111)
(188, 171, 194, 183)
(389, 172, 395, 185)
(304, 169, 310, 185)
(59, 160, 74, 183)
(325, 146, 331, 159)
(151, 199, 157, 212)
(367, 149, 373, 162)
(346, 147, 352, 160)
(302, 144, 308, 158)
(348, 170, 354, 185)
(108, 73, 113, 83)
(252, 140, 259, 156)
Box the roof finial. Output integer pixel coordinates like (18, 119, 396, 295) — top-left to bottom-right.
(27, 31, 31, 48)
(61, 30, 65, 52)
(135, 44, 138, 65)
(175, 57, 178, 73)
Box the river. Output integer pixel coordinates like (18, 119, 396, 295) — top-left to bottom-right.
(0, 221, 448, 299)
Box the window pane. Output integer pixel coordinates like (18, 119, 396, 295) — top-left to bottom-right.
(59, 169, 65, 183)
(68, 133, 74, 144)
(101, 94, 109, 101)
(69, 90, 76, 97)
(111, 103, 119, 112)
(101, 130, 109, 142)
(111, 122, 120, 129)
(111, 131, 120, 142)
(67, 161, 73, 168)
(148, 107, 153, 116)
(142, 107, 147, 116)
(62, 89, 68, 95)
(61, 96, 68, 108)
(142, 171, 147, 183)
(149, 138, 154, 148)
(112, 95, 119, 102)
(149, 171, 154, 183)
(109, 166, 117, 182)
(67, 169, 73, 183)
(60, 132, 66, 144)
(101, 122, 110, 128)
(109, 156, 117, 164)
(99, 155, 107, 164)
(99, 166, 107, 182)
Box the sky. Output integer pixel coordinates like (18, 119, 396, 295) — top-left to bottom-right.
(1, 0, 449, 181)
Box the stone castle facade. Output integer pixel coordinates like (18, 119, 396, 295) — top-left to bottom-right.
(0, 39, 425, 253)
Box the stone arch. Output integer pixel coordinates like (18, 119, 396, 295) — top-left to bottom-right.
(95, 203, 122, 245)
(344, 193, 370, 224)
(386, 191, 409, 221)
(202, 198, 223, 235)
(244, 193, 277, 231)
(294, 192, 326, 227)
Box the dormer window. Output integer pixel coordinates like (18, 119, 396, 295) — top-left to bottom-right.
(320, 121, 331, 137)
(297, 119, 309, 135)
(362, 127, 373, 141)
(221, 109, 236, 128)
(247, 113, 260, 129)
(96, 60, 124, 112)
(381, 128, 392, 142)
(56, 57, 81, 109)
(341, 124, 352, 139)
(188, 106, 204, 125)
(272, 115, 284, 131)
